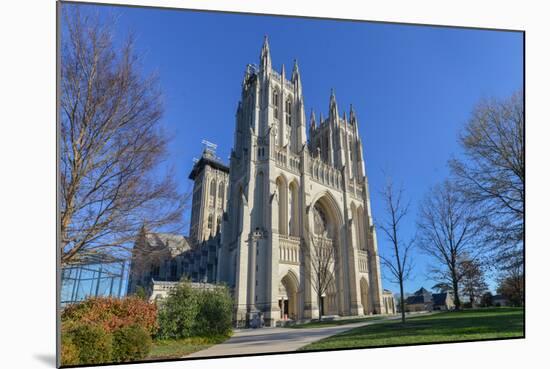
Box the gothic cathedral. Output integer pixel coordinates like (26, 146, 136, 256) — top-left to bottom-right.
(128, 36, 393, 326)
(216, 37, 385, 326)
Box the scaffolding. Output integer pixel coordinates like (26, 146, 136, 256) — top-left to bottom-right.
(60, 255, 127, 306)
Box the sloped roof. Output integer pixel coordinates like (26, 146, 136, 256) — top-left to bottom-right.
(406, 295, 429, 305)
(145, 233, 192, 257)
(432, 292, 450, 306)
(414, 287, 431, 296)
(406, 287, 432, 305)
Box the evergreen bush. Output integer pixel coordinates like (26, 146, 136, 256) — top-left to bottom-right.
(112, 324, 152, 362)
(156, 281, 233, 339)
(60, 333, 80, 366)
(156, 282, 199, 339)
(65, 322, 113, 365)
(195, 286, 233, 337)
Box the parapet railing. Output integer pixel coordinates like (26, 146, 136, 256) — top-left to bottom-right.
(279, 234, 301, 264)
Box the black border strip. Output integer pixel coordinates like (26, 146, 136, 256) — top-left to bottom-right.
(59, 0, 525, 33)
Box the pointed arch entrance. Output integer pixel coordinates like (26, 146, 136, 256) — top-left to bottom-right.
(309, 191, 344, 317)
(279, 270, 299, 320)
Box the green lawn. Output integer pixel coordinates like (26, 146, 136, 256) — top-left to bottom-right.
(147, 335, 229, 360)
(290, 315, 386, 329)
(300, 308, 524, 351)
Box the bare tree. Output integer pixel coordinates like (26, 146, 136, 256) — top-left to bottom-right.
(60, 8, 187, 265)
(431, 282, 452, 293)
(449, 91, 524, 270)
(377, 179, 414, 323)
(496, 251, 524, 307)
(303, 231, 338, 321)
(417, 180, 482, 310)
(459, 256, 488, 307)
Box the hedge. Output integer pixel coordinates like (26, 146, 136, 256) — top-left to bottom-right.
(63, 322, 112, 365)
(112, 324, 152, 362)
(60, 332, 80, 366)
(62, 296, 158, 335)
(61, 296, 157, 365)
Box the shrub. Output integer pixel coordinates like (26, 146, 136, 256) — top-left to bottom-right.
(134, 286, 149, 300)
(156, 281, 234, 339)
(60, 333, 80, 366)
(195, 286, 233, 337)
(112, 324, 152, 362)
(156, 282, 199, 339)
(64, 322, 112, 365)
(62, 296, 158, 335)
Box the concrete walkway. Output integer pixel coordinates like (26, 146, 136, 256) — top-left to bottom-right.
(187, 315, 406, 358)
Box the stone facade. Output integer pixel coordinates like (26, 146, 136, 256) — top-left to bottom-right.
(217, 37, 386, 326)
(128, 37, 391, 326)
(189, 147, 229, 244)
(382, 289, 397, 315)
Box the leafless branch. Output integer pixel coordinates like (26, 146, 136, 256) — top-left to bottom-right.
(60, 7, 189, 265)
(377, 177, 414, 322)
(416, 180, 484, 309)
(449, 91, 524, 270)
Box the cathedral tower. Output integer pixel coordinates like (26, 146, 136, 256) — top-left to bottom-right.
(218, 37, 385, 326)
(188, 143, 229, 244)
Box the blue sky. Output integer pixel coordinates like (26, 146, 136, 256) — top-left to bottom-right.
(64, 4, 523, 295)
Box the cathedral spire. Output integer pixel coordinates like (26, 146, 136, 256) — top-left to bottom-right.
(292, 59, 302, 96)
(329, 88, 339, 123)
(292, 59, 300, 81)
(310, 109, 316, 129)
(349, 104, 360, 135)
(260, 35, 271, 73)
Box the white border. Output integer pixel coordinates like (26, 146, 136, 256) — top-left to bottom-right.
(1, 1, 548, 368)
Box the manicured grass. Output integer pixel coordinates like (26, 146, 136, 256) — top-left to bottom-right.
(147, 335, 230, 359)
(300, 308, 524, 351)
(290, 315, 386, 329)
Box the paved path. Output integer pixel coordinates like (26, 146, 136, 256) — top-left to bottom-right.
(187, 315, 405, 358)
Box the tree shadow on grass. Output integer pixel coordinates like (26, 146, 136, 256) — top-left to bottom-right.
(302, 309, 524, 350)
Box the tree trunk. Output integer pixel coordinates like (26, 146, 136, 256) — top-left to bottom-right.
(318, 294, 323, 321)
(399, 280, 406, 323)
(452, 278, 461, 310)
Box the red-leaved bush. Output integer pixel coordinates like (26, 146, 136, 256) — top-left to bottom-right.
(62, 296, 158, 335)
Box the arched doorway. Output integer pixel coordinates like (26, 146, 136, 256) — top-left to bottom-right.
(309, 192, 344, 317)
(279, 271, 299, 320)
